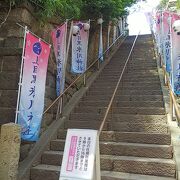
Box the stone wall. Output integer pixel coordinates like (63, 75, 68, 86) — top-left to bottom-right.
(0, 123, 21, 180)
(0, 1, 117, 161)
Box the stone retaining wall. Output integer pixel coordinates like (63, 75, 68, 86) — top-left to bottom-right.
(0, 1, 117, 161)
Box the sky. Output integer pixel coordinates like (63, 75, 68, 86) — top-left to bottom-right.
(128, 0, 161, 35)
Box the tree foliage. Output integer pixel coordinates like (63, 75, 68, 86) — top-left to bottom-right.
(6, 0, 136, 21)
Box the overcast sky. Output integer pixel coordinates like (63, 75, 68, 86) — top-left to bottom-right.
(128, 0, 161, 35)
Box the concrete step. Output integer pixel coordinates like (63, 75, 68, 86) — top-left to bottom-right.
(104, 67, 157, 71)
(101, 171, 176, 180)
(30, 165, 176, 180)
(30, 164, 60, 180)
(93, 81, 161, 86)
(57, 130, 171, 145)
(100, 71, 159, 76)
(78, 100, 164, 107)
(69, 113, 167, 124)
(40, 151, 175, 177)
(95, 79, 160, 84)
(82, 95, 163, 101)
(87, 90, 162, 96)
(64, 120, 168, 133)
(98, 76, 160, 82)
(100, 142, 173, 158)
(64, 120, 107, 130)
(101, 155, 175, 177)
(109, 122, 168, 133)
(89, 86, 161, 91)
(108, 114, 167, 123)
(48, 140, 172, 159)
(43, 142, 172, 165)
(73, 106, 165, 115)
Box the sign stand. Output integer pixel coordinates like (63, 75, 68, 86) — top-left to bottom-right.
(59, 129, 101, 180)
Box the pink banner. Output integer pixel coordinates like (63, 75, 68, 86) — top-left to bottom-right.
(155, 12, 162, 54)
(163, 11, 171, 72)
(51, 23, 67, 96)
(18, 31, 50, 141)
(171, 13, 180, 94)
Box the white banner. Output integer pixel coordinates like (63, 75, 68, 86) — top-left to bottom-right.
(98, 23, 103, 61)
(71, 22, 89, 74)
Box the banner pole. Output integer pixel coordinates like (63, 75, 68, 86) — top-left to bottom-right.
(16, 23, 51, 46)
(83, 19, 91, 87)
(15, 26, 28, 124)
(96, 134, 101, 180)
(59, 20, 73, 115)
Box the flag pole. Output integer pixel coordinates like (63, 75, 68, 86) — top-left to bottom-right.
(15, 26, 28, 124)
(16, 23, 51, 47)
(56, 20, 73, 118)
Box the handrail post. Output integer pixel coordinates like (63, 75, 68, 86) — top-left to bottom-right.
(97, 59, 100, 70)
(170, 93, 173, 121)
(83, 73, 86, 87)
(56, 96, 63, 120)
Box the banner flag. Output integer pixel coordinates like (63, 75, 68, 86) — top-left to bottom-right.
(98, 23, 104, 61)
(107, 23, 111, 49)
(163, 12, 172, 73)
(155, 12, 162, 54)
(18, 31, 50, 141)
(171, 13, 180, 95)
(118, 18, 122, 35)
(71, 22, 89, 74)
(51, 23, 67, 96)
(113, 25, 117, 43)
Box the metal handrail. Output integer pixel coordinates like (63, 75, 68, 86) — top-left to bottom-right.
(43, 33, 125, 115)
(164, 70, 180, 122)
(152, 31, 180, 123)
(98, 33, 140, 134)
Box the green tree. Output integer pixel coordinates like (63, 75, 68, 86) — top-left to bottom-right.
(6, 0, 136, 21)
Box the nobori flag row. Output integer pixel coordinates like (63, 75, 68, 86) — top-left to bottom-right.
(16, 19, 122, 141)
(153, 11, 180, 95)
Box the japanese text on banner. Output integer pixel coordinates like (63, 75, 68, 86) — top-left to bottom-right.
(72, 22, 89, 74)
(18, 32, 50, 141)
(171, 14, 180, 95)
(51, 23, 67, 96)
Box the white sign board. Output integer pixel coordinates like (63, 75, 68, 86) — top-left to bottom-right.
(59, 129, 100, 180)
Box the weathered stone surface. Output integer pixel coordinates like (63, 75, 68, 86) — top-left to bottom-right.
(101, 155, 175, 177)
(1, 56, 21, 72)
(4, 37, 24, 48)
(0, 90, 18, 108)
(0, 123, 21, 180)
(0, 72, 19, 90)
(0, 47, 22, 56)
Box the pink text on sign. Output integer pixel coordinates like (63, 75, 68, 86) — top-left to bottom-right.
(66, 136, 78, 172)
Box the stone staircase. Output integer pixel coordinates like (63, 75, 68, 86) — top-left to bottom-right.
(30, 35, 176, 180)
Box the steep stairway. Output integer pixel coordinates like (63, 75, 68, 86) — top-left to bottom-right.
(30, 35, 176, 180)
